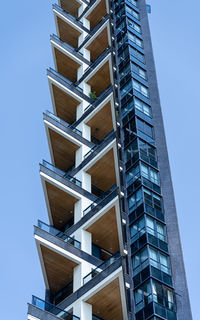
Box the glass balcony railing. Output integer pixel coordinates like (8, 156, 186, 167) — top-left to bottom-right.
(53, 4, 84, 27)
(51, 34, 84, 57)
(84, 130, 115, 159)
(48, 68, 83, 93)
(83, 252, 120, 284)
(32, 296, 79, 320)
(42, 160, 82, 187)
(44, 110, 82, 136)
(37, 220, 81, 249)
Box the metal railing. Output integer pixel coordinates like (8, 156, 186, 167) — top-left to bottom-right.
(32, 296, 80, 320)
(83, 252, 120, 284)
(42, 160, 82, 187)
(45, 110, 82, 136)
(48, 68, 83, 93)
(84, 130, 115, 159)
(37, 220, 81, 249)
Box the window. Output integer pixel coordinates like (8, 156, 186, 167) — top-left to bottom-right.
(143, 188, 163, 212)
(132, 247, 148, 275)
(126, 164, 140, 186)
(127, 18, 141, 33)
(146, 216, 166, 242)
(125, 139, 138, 162)
(138, 139, 157, 164)
(137, 118, 153, 139)
(149, 247, 170, 274)
(118, 47, 129, 63)
(135, 98, 151, 117)
(117, 33, 128, 49)
(126, 5, 139, 20)
(133, 79, 149, 97)
(141, 163, 160, 185)
(152, 280, 175, 311)
(128, 31, 143, 48)
(131, 63, 147, 80)
(128, 188, 143, 213)
(127, 0, 137, 7)
(120, 63, 131, 80)
(116, 20, 126, 35)
(134, 281, 152, 312)
(129, 46, 145, 63)
(120, 80, 132, 98)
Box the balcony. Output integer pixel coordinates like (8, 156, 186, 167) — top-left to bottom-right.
(80, 0, 108, 30)
(53, 4, 89, 49)
(83, 16, 110, 62)
(51, 34, 90, 65)
(29, 296, 79, 320)
(43, 110, 93, 172)
(59, 0, 83, 19)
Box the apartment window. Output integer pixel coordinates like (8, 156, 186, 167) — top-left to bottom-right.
(125, 139, 137, 162)
(133, 79, 149, 97)
(128, 188, 143, 212)
(134, 97, 151, 117)
(127, 0, 138, 7)
(130, 216, 145, 239)
(120, 63, 131, 80)
(131, 63, 147, 80)
(116, 20, 126, 35)
(126, 163, 140, 186)
(132, 247, 148, 275)
(129, 46, 145, 63)
(139, 139, 157, 164)
(120, 80, 132, 98)
(134, 281, 152, 312)
(128, 31, 143, 48)
(122, 99, 135, 117)
(126, 5, 140, 20)
(146, 216, 166, 242)
(149, 247, 170, 275)
(141, 163, 160, 185)
(117, 34, 128, 49)
(143, 188, 163, 212)
(127, 18, 141, 33)
(118, 47, 129, 63)
(137, 118, 153, 139)
(152, 281, 175, 311)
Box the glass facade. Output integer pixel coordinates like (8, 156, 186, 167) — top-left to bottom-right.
(112, 0, 178, 318)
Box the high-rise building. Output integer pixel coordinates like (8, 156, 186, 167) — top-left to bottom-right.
(27, 0, 192, 319)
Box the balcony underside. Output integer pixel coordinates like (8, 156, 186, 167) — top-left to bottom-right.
(87, 149, 116, 192)
(86, 0, 107, 30)
(59, 0, 81, 18)
(44, 181, 78, 230)
(40, 245, 77, 295)
(87, 206, 119, 254)
(47, 127, 79, 172)
(87, 61, 111, 96)
(51, 83, 81, 124)
(86, 101, 113, 141)
(86, 278, 123, 320)
(54, 48, 81, 82)
(56, 16, 81, 48)
(86, 27, 109, 62)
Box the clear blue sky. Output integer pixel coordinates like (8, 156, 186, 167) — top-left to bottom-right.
(0, 0, 199, 319)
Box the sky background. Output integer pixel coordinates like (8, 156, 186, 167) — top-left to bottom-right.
(0, 0, 199, 319)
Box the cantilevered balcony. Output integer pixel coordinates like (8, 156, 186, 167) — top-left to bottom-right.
(51, 34, 90, 65)
(80, 0, 108, 30)
(85, 55, 113, 97)
(79, 15, 110, 61)
(58, 0, 87, 19)
(43, 110, 93, 172)
(57, 257, 127, 320)
(28, 296, 80, 320)
(53, 4, 89, 48)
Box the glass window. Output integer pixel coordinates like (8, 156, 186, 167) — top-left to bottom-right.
(129, 46, 145, 63)
(153, 280, 175, 311)
(141, 163, 160, 185)
(127, 0, 137, 7)
(131, 63, 147, 80)
(127, 18, 141, 33)
(135, 281, 152, 312)
(128, 188, 143, 213)
(120, 63, 131, 80)
(133, 79, 149, 97)
(149, 247, 170, 274)
(116, 20, 126, 35)
(128, 32, 143, 48)
(126, 164, 140, 186)
(146, 216, 166, 241)
(126, 5, 139, 20)
(134, 98, 151, 117)
(143, 188, 163, 212)
(120, 80, 132, 98)
(118, 47, 129, 63)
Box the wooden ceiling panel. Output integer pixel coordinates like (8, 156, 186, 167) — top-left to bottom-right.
(57, 17, 81, 48)
(55, 48, 80, 82)
(49, 128, 79, 172)
(45, 181, 78, 230)
(60, 0, 81, 18)
(87, 207, 119, 254)
(87, 61, 111, 96)
(52, 84, 80, 124)
(87, 0, 107, 30)
(87, 278, 123, 320)
(87, 28, 109, 62)
(87, 149, 116, 191)
(86, 102, 113, 141)
(41, 245, 77, 295)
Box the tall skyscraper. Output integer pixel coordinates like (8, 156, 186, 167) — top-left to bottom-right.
(27, 0, 192, 319)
